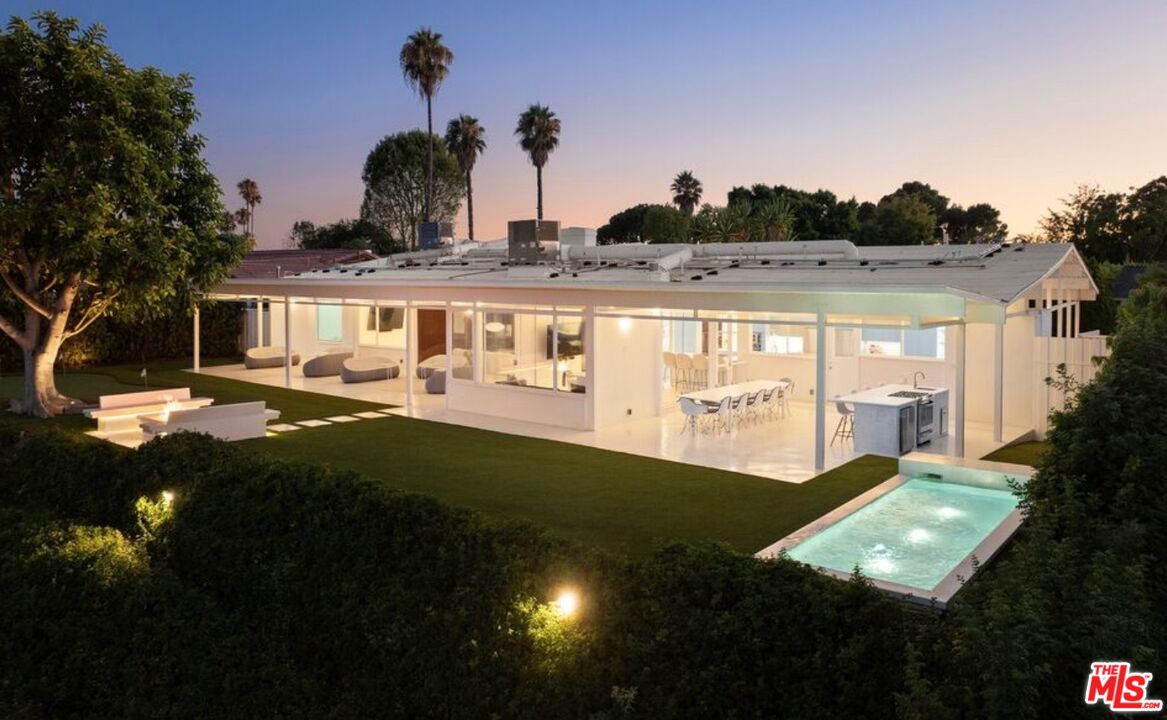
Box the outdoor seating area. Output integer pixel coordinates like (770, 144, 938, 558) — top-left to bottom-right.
(245, 346, 300, 369)
(678, 379, 793, 435)
(83, 388, 214, 440)
(139, 401, 281, 442)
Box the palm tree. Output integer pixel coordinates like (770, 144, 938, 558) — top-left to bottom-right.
(671, 171, 703, 216)
(514, 104, 561, 220)
(236, 178, 262, 235)
(692, 203, 751, 244)
(233, 207, 252, 235)
(444, 115, 487, 241)
(399, 27, 454, 222)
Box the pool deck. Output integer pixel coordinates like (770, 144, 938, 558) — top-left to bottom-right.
(755, 453, 1036, 609)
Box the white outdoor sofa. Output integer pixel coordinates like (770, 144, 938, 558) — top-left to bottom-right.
(139, 401, 280, 442)
(83, 388, 213, 437)
(244, 346, 300, 369)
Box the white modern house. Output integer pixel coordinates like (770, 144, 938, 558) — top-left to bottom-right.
(201, 237, 1102, 482)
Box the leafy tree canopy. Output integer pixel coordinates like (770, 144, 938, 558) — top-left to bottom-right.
(0, 12, 248, 415)
(728, 184, 859, 240)
(289, 218, 404, 255)
(597, 204, 689, 244)
(360, 130, 463, 251)
(855, 195, 936, 246)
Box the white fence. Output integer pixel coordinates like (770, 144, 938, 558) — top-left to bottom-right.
(1032, 334, 1110, 438)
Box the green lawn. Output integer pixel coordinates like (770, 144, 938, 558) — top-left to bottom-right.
(0, 359, 387, 424)
(4, 363, 898, 557)
(981, 441, 1049, 467)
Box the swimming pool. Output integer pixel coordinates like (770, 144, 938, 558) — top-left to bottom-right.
(758, 454, 1034, 607)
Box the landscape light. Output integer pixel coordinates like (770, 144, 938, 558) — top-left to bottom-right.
(554, 588, 580, 617)
(161, 490, 175, 504)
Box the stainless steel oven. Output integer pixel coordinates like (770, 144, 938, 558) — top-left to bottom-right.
(916, 398, 935, 444)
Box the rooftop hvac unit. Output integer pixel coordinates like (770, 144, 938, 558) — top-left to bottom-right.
(507, 219, 559, 265)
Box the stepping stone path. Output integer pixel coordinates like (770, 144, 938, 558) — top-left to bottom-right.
(267, 408, 398, 433)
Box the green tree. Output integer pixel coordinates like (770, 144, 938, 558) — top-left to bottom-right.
(882, 181, 949, 220)
(399, 27, 454, 223)
(856, 195, 936, 246)
(597, 204, 689, 244)
(1039, 184, 1126, 263)
(728, 184, 858, 239)
(1121, 176, 1167, 263)
(691, 203, 751, 244)
(360, 130, 463, 251)
(291, 218, 402, 255)
(750, 198, 796, 241)
(0, 13, 248, 416)
(515, 104, 561, 220)
(444, 115, 487, 241)
(236, 178, 262, 236)
(670, 171, 703, 216)
(939, 202, 1006, 243)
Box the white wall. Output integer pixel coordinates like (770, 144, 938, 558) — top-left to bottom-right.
(266, 303, 364, 362)
(962, 313, 1035, 429)
(737, 353, 817, 401)
(446, 381, 589, 429)
(594, 316, 662, 427)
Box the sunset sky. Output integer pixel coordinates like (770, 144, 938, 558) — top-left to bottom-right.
(11, 1, 1167, 249)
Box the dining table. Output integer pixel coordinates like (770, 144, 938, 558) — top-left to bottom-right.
(680, 379, 791, 431)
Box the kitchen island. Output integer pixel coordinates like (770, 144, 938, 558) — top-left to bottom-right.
(836, 384, 949, 457)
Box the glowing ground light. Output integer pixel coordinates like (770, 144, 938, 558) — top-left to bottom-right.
(907, 528, 930, 544)
(161, 490, 175, 504)
(554, 589, 580, 617)
(937, 506, 962, 520)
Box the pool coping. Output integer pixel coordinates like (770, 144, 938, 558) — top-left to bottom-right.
(755, 453, 1034, 610)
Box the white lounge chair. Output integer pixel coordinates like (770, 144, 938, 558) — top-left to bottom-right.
(140, 401, 280, 442)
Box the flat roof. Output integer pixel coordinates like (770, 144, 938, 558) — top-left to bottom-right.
(215, 241, 1091, 309)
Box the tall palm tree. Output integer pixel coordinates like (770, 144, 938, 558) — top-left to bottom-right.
(670, 171, 703, 217)
(444, 115, 487, 241)
(236, 178, 262, 235)
(515, 104, 561, 220)
(399, 27, 454, 222)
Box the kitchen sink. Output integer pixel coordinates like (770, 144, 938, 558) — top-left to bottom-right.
(889, 390, 931, 399)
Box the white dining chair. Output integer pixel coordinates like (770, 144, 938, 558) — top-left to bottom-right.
(745, 390, 765, 425)
(779, 377, 795, 417)
(730, 393, 748, 428)
(679, 396, 709, 435)
(713, 395, 733, 433)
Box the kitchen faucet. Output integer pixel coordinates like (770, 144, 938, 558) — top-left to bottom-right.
(913, 371, 926, 389)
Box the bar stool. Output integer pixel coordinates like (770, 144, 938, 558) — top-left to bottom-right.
(674, 354, 692, 392)
(691, 354, 709, 389)
(831, 396, 855, 446)
(663, 351, 676, 388)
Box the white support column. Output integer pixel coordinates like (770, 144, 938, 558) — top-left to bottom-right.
(706, 321, 718, 389)
(473, 308, 484, 384)
(405, 303, 414, 414)
(814, 312, 827, 471)
(993, 321, 1004, 443)
(193, 304, 201, 373)
(352, 304, 361, 357)
(551, 307, 559, 393)
(584, 305, 596, 430)
(260, 301, 268, 347)
(445, 304, 454, 386)
(283, 296, 291, 388)
(953, 322, 966, 458)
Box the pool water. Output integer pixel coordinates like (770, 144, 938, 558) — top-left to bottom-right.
(786, 476, 1020, 591)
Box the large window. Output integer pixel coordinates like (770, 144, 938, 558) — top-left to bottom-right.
(480, 310, 585, 392)
(752, 324, 813, 355)
(316, 305, 343, 343)
(358, 304, 406, 348)
(860, 327, 945, 359)
(450, 309, 474, 380)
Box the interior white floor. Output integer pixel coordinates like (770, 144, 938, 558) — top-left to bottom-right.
(191, 364, 1031, 484)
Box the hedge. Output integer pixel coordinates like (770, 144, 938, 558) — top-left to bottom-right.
(0, 430, 907, 719)
(0, 301, 242, 371)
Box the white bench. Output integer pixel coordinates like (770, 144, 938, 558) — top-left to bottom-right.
(139, 401, 280, 442)
(83, 388, 214, 437)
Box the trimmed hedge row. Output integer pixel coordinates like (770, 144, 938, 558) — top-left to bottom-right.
(0, 301, 242, 371)
(0, 430, 907, 719)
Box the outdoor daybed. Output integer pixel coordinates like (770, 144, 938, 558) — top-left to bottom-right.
(244, 346, 300, 369)
(303, 351, 353, 377)
(341, 357, 399, 383)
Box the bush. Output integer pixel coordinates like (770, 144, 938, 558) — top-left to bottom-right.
(0, 432, 910, 718)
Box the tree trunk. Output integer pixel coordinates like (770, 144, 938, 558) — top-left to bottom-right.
(536, 164, 543, 221)
(22, 344, 70, 418)
(466, 170, 474, 241)
(425, 95, 434, 223)
(9, 274, 82, 417)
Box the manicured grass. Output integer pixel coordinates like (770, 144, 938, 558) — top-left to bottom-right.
(981, 441, 1048, 467)
(4, 363, 898, 557)
(242, 417, 897, 557)
(0, 359, 387, 424)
